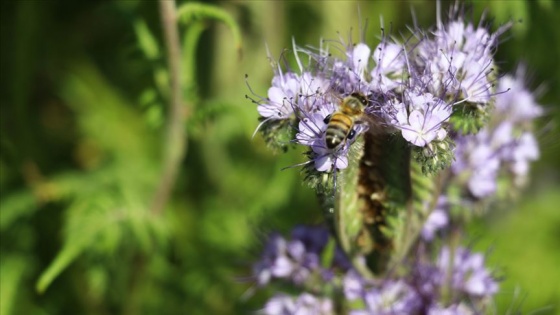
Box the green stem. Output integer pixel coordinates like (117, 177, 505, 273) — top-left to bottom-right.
(181, 22, 205, 107)
(441, 225, 462, 305)
(150, 0, 186, 215)
(150, 2, 242, 215)
(177, 2, 242, 58)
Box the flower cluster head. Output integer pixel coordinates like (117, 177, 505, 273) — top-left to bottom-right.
(253, 225, 351, 287)
(253, 226, 500, 315)
(452, 68, 542, 199)
(249, 4, 530, 184)
(249, 3, 545, 315)
(262, 293, 333, 315)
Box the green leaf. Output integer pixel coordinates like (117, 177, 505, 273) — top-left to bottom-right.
(133, 19, 160, 60)
(0, 256, 28, 315)
(0, 190, 36, 232)
(320, 238, 336, 269)
(35, 198, 113, 293)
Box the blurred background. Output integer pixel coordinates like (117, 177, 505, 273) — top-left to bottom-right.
(1, 1, 559, 314)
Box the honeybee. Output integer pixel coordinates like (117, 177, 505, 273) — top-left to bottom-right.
(324, 92, 369, 150)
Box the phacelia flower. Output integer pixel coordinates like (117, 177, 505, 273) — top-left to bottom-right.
(370, 40, 405, 91)
(253, 233, 320, 286)
(351, 281, 421, 315)
(428, 303, 474, 315)
(253, 225, 351, 287)
(436, 247, 499, 298)
(395, 92, 451, 147)
(451, 70, 542, 198)
(262, 293, 333, 315)
(421, 197, 450, 241)
(258, 72, 301, 119)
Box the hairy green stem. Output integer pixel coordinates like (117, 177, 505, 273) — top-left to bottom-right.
(177, 2, 242, 58)
(150, 0, 186, 215)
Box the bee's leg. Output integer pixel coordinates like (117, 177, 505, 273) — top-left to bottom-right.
(323, 114, 332, 124)
(348, 129, 356, 140)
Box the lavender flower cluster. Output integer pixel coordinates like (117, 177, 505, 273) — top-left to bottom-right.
(251, 12, 516, 175)
(253, 226, 498, 315)
(248, 4, 543, 315)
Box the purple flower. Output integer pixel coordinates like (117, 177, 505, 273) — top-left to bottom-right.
(253, 234, 320, 286)
(329, 42, 373, 94)
(495, 71, 543, 122)
(296, 107, 350, 172)
(421, 197, 449, 241)
(299, 72, 331, 112)
(509, 132, 539, 177)
(253, 225, 351, 288)
(452, 129, 502, 198)
(437, 247, 499, 298)
(351, 281, 421, 315)
(262, 293, 333, 315)
(343, 270, 367, 301)
(295, 95, 369, 172)
(370, 40, 405, 91)
(395, 92, 451, 147)
(415, 14, 508, 104)
(258, 72, 301, 119)
(428, 303, 474, 315)
(451, 68, 543, 198)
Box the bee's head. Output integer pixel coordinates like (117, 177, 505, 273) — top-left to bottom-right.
(349, 92, 368, 107)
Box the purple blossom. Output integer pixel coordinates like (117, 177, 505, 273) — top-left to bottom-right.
(370, 40, 405, 91)
(299, 72, 331, 112)
(343, 270, 367, 301)
(253, 234, 320, 286)
(428, 303, 474, 315)
(395, 92, 451, 147)
(329, 42, 373, 94)
(495, 71, 543, 122)
(453, 129, 503, 198)
(253, 226, 351, 287)
(262, 293, 333, 315)
(351, 281, 421, 315)
(415, 15, 508, 104)
(437, 247, 499, 298)
(296, 107, 351, 172)
(421, 197, 450, 241)
(451, 71, 542, 198)
(509, 132, 539, 177)
(258, 72, 301, 119)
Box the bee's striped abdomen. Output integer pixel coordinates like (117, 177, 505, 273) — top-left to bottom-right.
(326, 113, 354, 149)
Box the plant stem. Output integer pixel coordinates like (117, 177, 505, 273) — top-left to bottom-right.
(151, 0, 187, 215)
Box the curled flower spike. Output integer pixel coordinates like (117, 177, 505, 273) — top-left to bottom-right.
(451, 69, 542, 198)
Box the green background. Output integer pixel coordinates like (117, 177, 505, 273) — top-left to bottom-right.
(1, 1, 559, 314)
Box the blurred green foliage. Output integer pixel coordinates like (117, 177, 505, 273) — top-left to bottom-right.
(0, 1, 558, 314)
